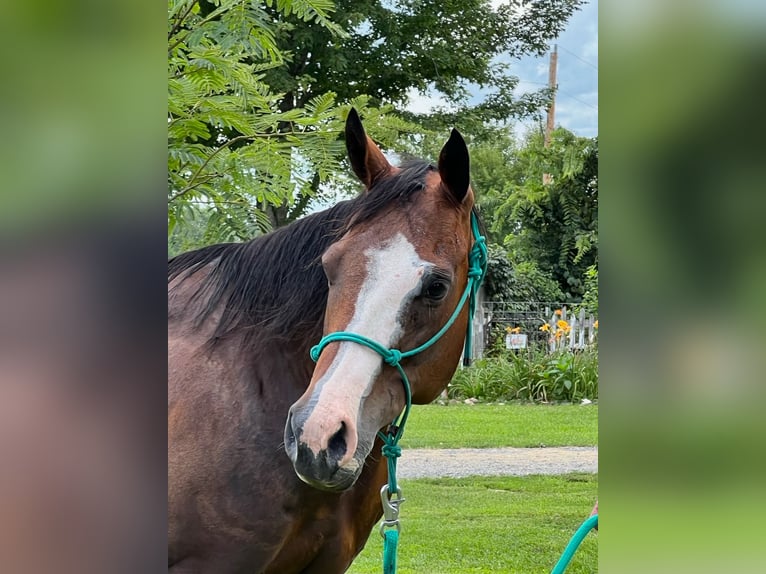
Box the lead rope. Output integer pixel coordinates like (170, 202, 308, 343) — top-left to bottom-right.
(309, 212, 487, 574)
(463, 213, 486, 366)
(550, 514, 598, 574)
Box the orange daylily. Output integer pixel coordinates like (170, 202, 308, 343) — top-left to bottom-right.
(510, 327, 522, 334)
(556, 320, 571, 333)
(539, 323, 550, 332)
(555, 309, 563, 316)
(593, 320, 599, 329)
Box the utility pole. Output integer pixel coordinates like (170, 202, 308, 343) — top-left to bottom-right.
(544, 44, 558, 148)
(543, 44, 558, 185)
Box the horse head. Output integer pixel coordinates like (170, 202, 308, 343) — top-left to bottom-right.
(284, 109, 477, 491)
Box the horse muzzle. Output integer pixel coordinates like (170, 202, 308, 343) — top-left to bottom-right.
(284, 406, 363, 491)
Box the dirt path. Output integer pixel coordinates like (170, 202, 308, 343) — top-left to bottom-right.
(397, 446, 597, 479)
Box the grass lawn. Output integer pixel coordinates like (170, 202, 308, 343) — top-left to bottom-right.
(347, 473, 598, 574)
(400, 403, 598, 449)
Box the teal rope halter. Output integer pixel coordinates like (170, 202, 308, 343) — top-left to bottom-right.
(309, 212, 487, 573)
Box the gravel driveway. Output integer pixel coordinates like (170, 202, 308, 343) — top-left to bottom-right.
(397, 446, 598, 479)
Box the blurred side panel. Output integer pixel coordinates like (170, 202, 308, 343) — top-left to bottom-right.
(0, 0, 167, 573)
(600, 0, 766, 572)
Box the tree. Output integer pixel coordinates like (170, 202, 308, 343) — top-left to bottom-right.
(168, 0, 414, 243)
(484, 244, 564, 303)
(265, 0, 583, 113)
(168, 0, 587, 246)
(259, 0, 585, 223)
(457, 126, 521, 244)
(497, 128, 598, 300)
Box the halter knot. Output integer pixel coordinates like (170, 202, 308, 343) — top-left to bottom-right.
(467, 235, 487, 280)
(384, 349, 403, 367)
(381, 443, 402, 459)
(309, 344, 321, 362)
(467, 265, 483, 279)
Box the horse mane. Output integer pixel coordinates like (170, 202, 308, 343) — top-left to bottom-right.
(168, 160, 436, 346)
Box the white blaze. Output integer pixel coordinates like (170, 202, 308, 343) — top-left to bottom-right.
(300, 233, 428, 456)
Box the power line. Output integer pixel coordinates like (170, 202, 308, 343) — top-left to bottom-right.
(516, 80, 598, 111)
(557, 89, 598, 111)
(558, 44, 598, 71)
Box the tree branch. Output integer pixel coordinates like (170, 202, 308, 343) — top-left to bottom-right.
(169, 0, 246, 54)
(168, 0, 198, 43)
(168, 175, 219, 203)
(169, 134, 258, 204)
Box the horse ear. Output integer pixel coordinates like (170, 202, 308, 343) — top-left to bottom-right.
(438, 129, 471, 204)
(345, 107, 392, 189)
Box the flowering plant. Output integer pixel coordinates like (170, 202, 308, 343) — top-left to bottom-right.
(541, 312, 572, 342)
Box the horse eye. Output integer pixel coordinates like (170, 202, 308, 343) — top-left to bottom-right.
(423, 279, 449, 301)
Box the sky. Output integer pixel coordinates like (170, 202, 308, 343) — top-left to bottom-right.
(406, 0, 598, 139)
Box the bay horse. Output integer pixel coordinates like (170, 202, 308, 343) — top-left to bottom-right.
(168, 108, 480, 573)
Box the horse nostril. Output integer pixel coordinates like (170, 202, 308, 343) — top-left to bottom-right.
(327, 421, 347, 461)
(284, 410, 298, 456)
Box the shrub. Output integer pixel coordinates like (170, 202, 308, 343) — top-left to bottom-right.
(484, 245, 565, 303)
(576, 264, 598, 315)
(449, 347, 598, 403)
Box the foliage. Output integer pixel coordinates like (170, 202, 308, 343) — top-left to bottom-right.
(168, 204, 243, 257)
(577, 264, 598, 315)
(168, 1, 587, 248)
(168, 205, 207, 257)
(467, 129, 563, 305)
(472, 128, 598, 302)
(348, 474, 598, 574)
(402, 403, 597, 448)
(265, 0, 585, 123)
(485, 129, 598, 300)
(485, 245, 564, 303)
(467, 125, 590, 318)
(483, 243, 514, 300)
(168, 0, 417, 246)
(257, 0, 585, 223)
(449, 348, 598, 403)
(169, 0, 333, 242)
(469, 128, 521, 243)
(514, 261, 567, 302)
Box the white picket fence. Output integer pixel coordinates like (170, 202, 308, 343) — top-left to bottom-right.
(544, 306, 597, 352)
(470, 298, 598, 358)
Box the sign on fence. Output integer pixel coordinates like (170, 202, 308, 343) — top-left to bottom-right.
(505, 333, 528, 349)
(482, 301, 598, 358)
